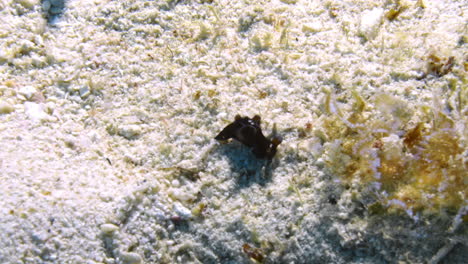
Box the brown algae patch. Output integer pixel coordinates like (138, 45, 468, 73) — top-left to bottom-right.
(317, 89, 467, 217)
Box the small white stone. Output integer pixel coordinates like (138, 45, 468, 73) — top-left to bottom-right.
(79, 86, 90, 98)
(173, 202, 192, 220)
(31, 231, 48, 243)
(315, 158, 325, 167)
(100, 223, 119, 234)
(302, 22, 323, 33)
(17, 0, 39, 9)
(216, 112, 227, 119)
(170, 187, 195, 202)
(120, 252, 142, 264)
(118, 125, 142, 140)
(359, 8, 384, 40)
(24, 102, 48, 121)
(171, 179, 180, 187)
(19, 86, 37, 100)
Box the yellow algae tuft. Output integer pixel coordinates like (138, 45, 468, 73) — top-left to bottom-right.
(319, 90, 467, 217)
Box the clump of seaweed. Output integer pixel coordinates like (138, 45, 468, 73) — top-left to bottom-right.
(426, 53, 455, 77)
(417, 52, 456, 79)
(242, 243, 265, 263)
(318, 89, 467, 218)
(385, 0, 410, 21)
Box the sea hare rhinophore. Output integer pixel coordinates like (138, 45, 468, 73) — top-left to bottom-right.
(215, 115, 282, 159)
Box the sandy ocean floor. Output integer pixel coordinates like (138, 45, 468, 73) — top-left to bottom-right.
(1, 0, 467, 263)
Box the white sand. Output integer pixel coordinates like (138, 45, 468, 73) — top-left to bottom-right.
(1, 0, 467, 263)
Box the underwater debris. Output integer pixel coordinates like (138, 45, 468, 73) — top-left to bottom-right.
(385, 0, 410, 21)
(242, 243, 265, 263)
(385, 7, 404, 21)
(215, 115, 282, 159)
(428, 54, 455, 77)
(319, 91, 467, 217)
(403, 122, 424, 149)
(422, 53, 456, 78)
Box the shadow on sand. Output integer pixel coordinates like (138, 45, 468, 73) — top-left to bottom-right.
(41, 0, 67, 24)
(215, 141, 280, 189)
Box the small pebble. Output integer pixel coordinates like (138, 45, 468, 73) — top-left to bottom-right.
(17, 0, 39, 9)
(173, 202, 192, 220)
(302, 22, 323, 33)
(24, 102, 48, 121)
(118, 125, 142, 140)
(359, 8, 384, 40)
(31, 231, 48, 243)
(100, 223, 119, 234)
(216, 112, 227, 119)
(315, 158, 325, 167)
(0, 101, 14, 114)
(170, 188, 194, 202)
(171, 179, 180, 187)
(79, 86, 90, 98)
(19, 86, 37, 100)
(120, 252, 142, 264)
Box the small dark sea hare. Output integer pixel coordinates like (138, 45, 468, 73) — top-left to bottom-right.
(215, 115, 282, 159)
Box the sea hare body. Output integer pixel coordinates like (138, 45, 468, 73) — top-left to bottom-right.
(215, 115, 282, 159)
